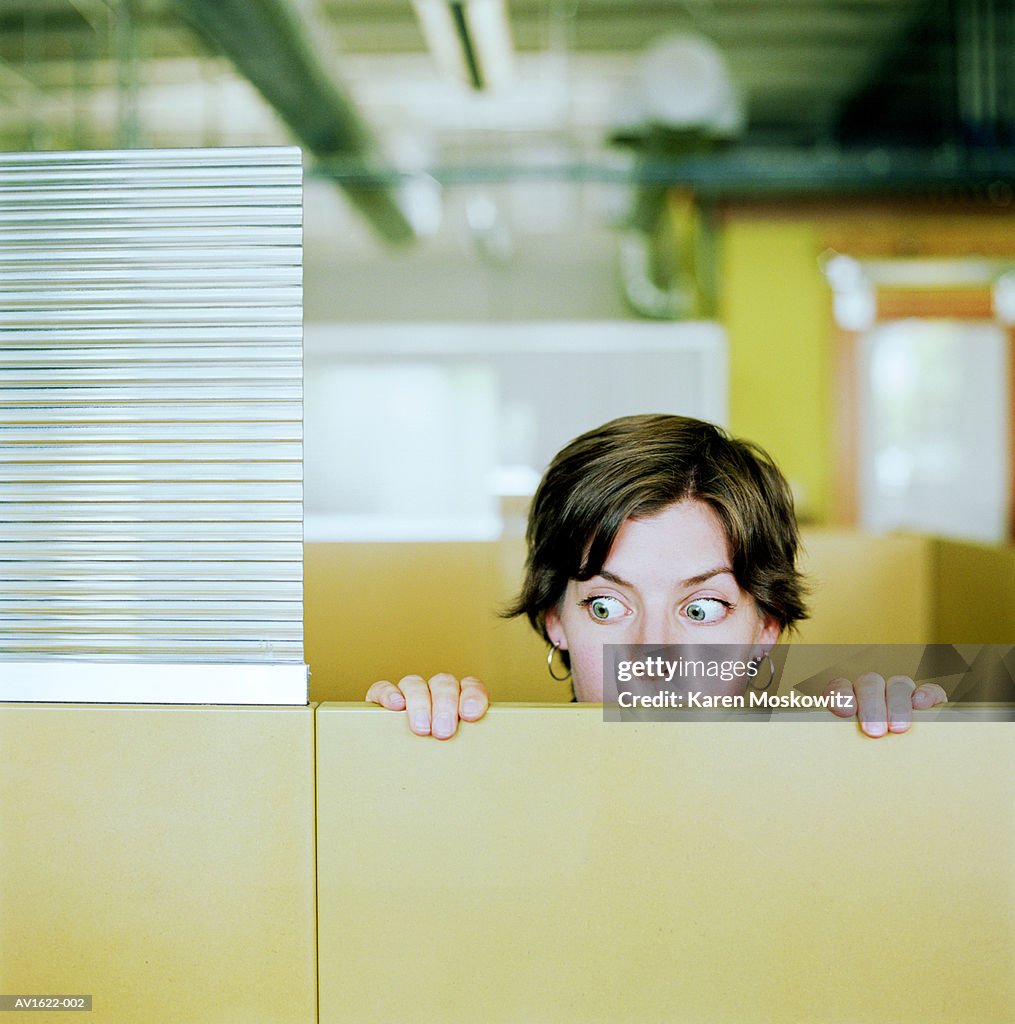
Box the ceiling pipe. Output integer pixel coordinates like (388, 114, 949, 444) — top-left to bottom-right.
(170, 0, 417, 244)
(307, 146, 1015, 198)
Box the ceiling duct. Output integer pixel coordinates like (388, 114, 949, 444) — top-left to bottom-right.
(171, 0, 416, 244)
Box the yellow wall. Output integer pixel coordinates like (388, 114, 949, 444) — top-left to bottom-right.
(721, 217, 832, 521)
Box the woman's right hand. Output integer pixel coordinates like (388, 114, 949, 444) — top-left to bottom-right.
(365, 673, 490, 740)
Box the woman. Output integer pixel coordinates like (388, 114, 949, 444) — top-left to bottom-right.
(366, 414, 946, 737)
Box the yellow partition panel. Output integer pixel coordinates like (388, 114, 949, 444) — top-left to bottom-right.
(795, 530, 934, 643)
(317, 703, 1013, 1024)
(305, 541, 501, 702)
(304, 540, 571, 703)
(932, 539, 1015, 643)
(0, 705, 317, 1024)
(304, 531, 942, 703)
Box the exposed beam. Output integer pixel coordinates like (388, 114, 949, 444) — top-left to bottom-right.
(170, 0, 416, 244)
(308, 146, 1015, 199)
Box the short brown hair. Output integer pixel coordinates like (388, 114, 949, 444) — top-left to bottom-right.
(506, 414, 808, 645)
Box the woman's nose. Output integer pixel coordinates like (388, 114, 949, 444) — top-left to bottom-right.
(631, 607, 682, 647)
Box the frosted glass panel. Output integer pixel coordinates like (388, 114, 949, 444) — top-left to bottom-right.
(0, 147, 307, 702)
(305, 362, 498, 528)
(304, 321, 728, 540)
(859, 320, 1009, 543)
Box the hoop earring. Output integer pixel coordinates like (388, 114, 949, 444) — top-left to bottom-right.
(546, 642, 571, 682)
(751, 652, 776, 691)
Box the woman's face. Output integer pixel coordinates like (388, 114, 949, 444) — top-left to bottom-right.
(545, 499, 780, 702)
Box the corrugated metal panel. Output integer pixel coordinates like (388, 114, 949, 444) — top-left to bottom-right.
(0, 147, 306, 684)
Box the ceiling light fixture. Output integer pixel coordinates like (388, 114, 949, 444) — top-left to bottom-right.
(412, 0, 515, 90)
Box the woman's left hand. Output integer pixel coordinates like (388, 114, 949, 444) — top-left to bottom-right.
(823, 673, 947, 737)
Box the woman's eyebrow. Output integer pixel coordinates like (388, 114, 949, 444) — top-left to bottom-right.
(680, 566, 735, 588)
(595, 569, 633, 587)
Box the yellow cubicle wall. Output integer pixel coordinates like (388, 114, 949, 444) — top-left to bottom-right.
(305, 531, 1014, 701)
(316, 703, 1014, 1024)
(794, 530, 935, 643)
(0, 705, 317, 1024)
(3, 702, 1012, 1023)
(795, 531, 1015, 644)
(933, 537, 1015, 641)
(304, 538, 565, 704)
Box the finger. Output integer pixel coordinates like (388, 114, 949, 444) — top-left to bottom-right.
(459, 676, 490, 722)
(913, 683, 948, 709)
(822, 677, 857, 718)
(365, 679, 406, 710)
(397, 674, 433, 736)
(886, 675, 917, 733)
(428, 672, 462, 740)
(853, 672, 888, 738)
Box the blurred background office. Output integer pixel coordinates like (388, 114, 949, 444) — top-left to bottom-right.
(1, 0, 1012, 698)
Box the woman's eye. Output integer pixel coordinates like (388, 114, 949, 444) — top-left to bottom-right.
(683, 598, 730, 623)
(583, 596, 627, 622)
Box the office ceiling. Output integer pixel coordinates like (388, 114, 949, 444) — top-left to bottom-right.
(1, 0, 1007, 145)
(0, 0, 1012, 238)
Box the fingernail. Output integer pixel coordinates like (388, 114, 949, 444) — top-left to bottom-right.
(433, 713, 454, 737)
(865, 720, 886, 737)
(388, 693, 405, 708)
(411, 712, 429, 734)
(462, 699, 481, 717)
(913, 691, 929, 707)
